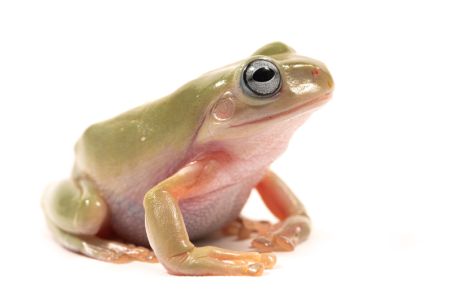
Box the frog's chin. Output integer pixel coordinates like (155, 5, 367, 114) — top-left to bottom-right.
(231, 92, 332, 128)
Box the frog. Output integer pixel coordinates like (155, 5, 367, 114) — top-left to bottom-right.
(42, 42, 334, 276)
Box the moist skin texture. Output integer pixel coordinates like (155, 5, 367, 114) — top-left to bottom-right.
(106, 111, 311, 246)
(42, 42, 334, 276)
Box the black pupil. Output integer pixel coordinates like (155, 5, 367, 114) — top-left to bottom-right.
(252, 66, 275, 82)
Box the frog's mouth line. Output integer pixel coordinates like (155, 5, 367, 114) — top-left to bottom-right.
(231, 92, 332, 128)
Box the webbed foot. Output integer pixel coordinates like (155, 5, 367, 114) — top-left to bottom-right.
(251, 215, 311, 252)
(167, 246, 275, 276)
(222, 217, 272, 240)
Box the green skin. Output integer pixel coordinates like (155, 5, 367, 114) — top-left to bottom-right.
(42, 42, 334, 276)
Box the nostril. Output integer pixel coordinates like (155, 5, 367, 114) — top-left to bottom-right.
(311, 67, 321, 78)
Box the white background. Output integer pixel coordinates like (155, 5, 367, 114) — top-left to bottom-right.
(1, 1, 451, 300)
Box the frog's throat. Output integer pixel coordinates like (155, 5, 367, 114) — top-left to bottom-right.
(231, 92, 332, 128)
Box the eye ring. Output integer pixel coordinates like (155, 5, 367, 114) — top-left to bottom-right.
(241, 59, 281, 98)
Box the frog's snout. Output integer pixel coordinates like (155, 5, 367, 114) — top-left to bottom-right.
(284, 60, 334, 97)
(312, 64, 334, 92)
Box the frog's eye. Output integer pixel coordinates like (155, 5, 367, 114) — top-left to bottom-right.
(241, 59, 281, 98)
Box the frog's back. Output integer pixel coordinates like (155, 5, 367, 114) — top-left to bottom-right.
(78, 89, 202, 173)
(74, 102, 172, 198)
(70, 85, 220, 244)
(70, 64, 251, 245)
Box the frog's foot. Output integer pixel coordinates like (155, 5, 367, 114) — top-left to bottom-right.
(167, 246, 276, 276)
(47, 220, 157, 263)
(251, 215, 311, 252)
(222, 217, 272, 240)
(81, 236, 158, 263)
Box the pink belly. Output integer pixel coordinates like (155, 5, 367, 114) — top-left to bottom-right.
(179, 181, 253, 240)
(108, 181, 256, 246)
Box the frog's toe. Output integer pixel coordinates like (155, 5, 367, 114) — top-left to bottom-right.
(83, 240, 158, 263)
(105, 242, 158, 263)
(82, 242, 132, 263)
(126, 245, 158, 263)
(222, 217, 272, 240)
(46, 219, 158, 264)
(78, 238, 158, 263)
(251, 235, 295, 252)
(207, 247, 276, 269)
(166, 246, 276, 276)
(181, 257, 266, 276)
(251, 215, 311, 252)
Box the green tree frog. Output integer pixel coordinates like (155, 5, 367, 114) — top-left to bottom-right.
(42, 42, 334, 276)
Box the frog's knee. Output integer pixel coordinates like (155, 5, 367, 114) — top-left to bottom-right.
(42, 179, 108, 235)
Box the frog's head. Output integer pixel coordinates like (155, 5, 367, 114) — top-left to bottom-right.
(195, 42, 334, 150)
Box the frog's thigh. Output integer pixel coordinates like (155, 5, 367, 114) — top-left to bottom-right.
(43, 179, 107, 235)
(42, 179, 156, 263)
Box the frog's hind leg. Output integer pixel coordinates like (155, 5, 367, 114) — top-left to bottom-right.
(42, 179, 157, 263)
(45, 221, 157, 263)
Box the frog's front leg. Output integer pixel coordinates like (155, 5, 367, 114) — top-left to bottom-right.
(143, 159, 275, 276)
(42, 179, 157, 263)
(251, 170, 312, 252)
